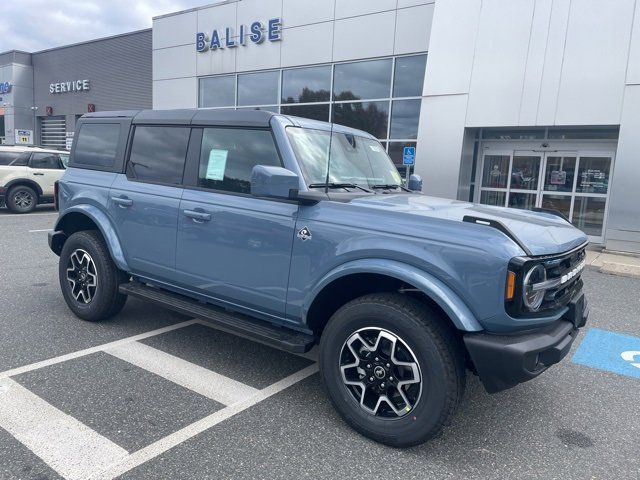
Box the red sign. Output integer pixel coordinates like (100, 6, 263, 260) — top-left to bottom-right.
(46, 106, 53, 116)
(88, 103, 95, 113)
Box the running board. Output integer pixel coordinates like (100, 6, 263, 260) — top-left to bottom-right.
(119, 281, 315, 353)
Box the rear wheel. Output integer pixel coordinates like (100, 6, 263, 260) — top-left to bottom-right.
(59, 230, 128, 322)
(319, 293, 465, 447)
(6, 185, 37, 213)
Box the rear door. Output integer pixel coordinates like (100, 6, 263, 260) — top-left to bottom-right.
(109, 125, 190, 282)
(28, 152, 66, 196)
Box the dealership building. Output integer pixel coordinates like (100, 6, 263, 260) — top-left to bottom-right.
(2, 0, 640, 254)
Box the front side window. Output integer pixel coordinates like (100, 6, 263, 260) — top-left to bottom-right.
(9, 152, 30, 166)
(127, 126, 190, 185)
(0, 152, 21, 165)
(74, 123, 120, 167)
(30, 153, 63, 170)
(287, 127, 402, 188)
(198, 128, 281, 194)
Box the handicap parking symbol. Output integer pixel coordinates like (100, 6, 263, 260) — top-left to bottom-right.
(572, 328, 640, 379)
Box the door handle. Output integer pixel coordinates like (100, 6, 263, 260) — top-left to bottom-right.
(184, 209, 212, 223)
(33, 172, 44, 176)
(112, 197, 133, 208)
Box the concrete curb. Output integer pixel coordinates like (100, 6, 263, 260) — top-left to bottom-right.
(585, 249, 640, 279)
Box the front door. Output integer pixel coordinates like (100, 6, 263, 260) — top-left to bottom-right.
(175, 127, 296, 320)
(479, 150, 615, 243)
(28, 152, 66, 196)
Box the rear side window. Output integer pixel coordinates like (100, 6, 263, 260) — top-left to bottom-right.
(31, 153, 63, 170)
(10, 152, 30, 166)
(198, 128, 281, 194)
(74, 123, 120, 167)
(0, 152, 21, 165)
(126, 126, 190, 185)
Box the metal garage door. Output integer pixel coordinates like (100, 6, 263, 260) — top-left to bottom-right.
(40, 116, 66, 148)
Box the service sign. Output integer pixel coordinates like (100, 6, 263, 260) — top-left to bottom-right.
(50, 79, 90, 94)
(15, 129, 33, 145)
(196, 18, 282, 52)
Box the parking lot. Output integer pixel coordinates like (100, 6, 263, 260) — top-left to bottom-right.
(1, 207, 639, 480)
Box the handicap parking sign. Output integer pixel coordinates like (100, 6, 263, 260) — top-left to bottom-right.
(573, 328, 640, 380)
(402, 147, 416, 166)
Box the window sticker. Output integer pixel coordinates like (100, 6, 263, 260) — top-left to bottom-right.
(206, 149, 228, 181)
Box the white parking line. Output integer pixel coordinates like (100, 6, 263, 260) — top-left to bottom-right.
(106, 341, 259, 406)
(28, 228, 53, 233)
(90, 363, 319, 480)
(0, 378, 128, 480)
(0, 212, 57, 218)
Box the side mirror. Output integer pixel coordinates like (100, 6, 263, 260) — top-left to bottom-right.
(251, 165, 300, 200)
(408, 174, 423, 192)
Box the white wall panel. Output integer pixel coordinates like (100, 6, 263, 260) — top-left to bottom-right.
(283, 0, 335, 27)
(333, 11, 395, 62)
(555, 0, 635, 125)
(466, 0, 535, 127)
(335, 0, 397, 19)
(196, 2, 237, 33)
(281, 23, 334, 67)
(415, 94, 470, 199)
(627, 2, 640, 85)
(519, 0, 553, 125)
(235, 39, 282, 72)
(423, 0, 481, 96)
(153, 78, 197, 109)
(237, 0, 283, 23)
(398, 0, 433, 8)
(196, 45, 237, 77)
(394, 4, 434, 55)
(154, 11, 197, 49)
(153, 45, 196, 80)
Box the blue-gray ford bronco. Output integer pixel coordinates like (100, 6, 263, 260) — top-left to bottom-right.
(49, 109, 589, 447)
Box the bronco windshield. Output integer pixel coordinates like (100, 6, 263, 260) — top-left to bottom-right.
(286, 127, 402, 189)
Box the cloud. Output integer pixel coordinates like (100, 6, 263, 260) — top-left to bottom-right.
(0, 0, 215, 52)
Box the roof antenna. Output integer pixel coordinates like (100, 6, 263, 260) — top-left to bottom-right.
(324, 116, 335, 194)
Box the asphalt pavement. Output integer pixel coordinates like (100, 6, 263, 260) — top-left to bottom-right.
(1, 206, 639, 480)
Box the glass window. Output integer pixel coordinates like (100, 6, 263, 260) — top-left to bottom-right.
(480, 190, 506, 206)
(237, 71, 279, 106)
(30, 153, 62, 170)
(482, 128, 545, 140)
(541, 195, 571, 220)
(543, 156, 576, 192)
(576, 156, 611, 194)
(510, 155, 540, 190)
(127, 126, 190, 185)
(282, 66, 331, 104)
(572, 196, 606, 236)
(60, 154, 70, 167)
(281, 104, 330, 122)
(547, 127, 619, 140)
(508, 192, 537, 210)
(10, 152, 30, 166)
(74, 123, 120, 167)
(481, 155, 510, 188)
(286, 127, 401, 188)
(198, 128, 281, 194)
(236, 106, 280, 113)
(333, 101, 389, 139)
(0, 151, 21, 165)
(389, 99, 421, 139)
(333, 59, 392, 101)
(393, 55, 427, 97)
(388, 142, 417, 166)
(199, 75, 236, 108)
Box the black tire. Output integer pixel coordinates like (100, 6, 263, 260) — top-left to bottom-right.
(319, 293, 466, 448)
(59, 230, 128, 322)
(6, 185, 37, 213)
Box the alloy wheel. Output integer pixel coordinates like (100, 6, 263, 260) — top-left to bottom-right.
(66, 249, 98, 304)
(14, 191, 34, 210)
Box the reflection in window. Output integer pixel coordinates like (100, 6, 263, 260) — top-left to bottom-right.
(576, 157, 611, 194)
(127, 127, 190, 185)
(393, 55, 427, 97)
(388, 142, 415, 177)
(511, 156, 540, 190)
(333, 59, 392, 101)
(237, 71, 279, 106)
(282, 66, 331, 104)
(480, 190, 506, 207)
(199, 75, 235, 108)
(236, 106, 280, 113)
(544, 156, 576, 193)
(390, 99, 420, 139)
(281, 104, 330, 122)
(481, 155, 510, 188)
(541, 195, 571, 220)
(333, 101, 389, 139)
(509, 192, 537, 210)
(572, 196, 606, 236)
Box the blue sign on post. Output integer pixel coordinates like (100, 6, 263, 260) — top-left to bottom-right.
(402, 147, 416, 166)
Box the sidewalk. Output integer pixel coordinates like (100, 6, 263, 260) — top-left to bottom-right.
(586, 249, 640, 279)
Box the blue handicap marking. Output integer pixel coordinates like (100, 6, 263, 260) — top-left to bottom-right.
(402, 147, 416, 166)
(572, 328, 640, 380)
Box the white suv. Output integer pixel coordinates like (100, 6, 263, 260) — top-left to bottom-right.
(0, 147, 69, 213)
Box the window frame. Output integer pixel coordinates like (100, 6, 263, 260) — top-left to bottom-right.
(182, 126, 286, 199)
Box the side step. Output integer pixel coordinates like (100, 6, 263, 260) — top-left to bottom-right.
(119, 281, 315, 354)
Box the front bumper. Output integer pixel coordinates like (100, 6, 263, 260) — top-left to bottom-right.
(48, 230, 66, 256)
(464, 293, 588, 393)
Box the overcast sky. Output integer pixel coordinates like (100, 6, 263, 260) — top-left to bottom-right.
(0, 0, 216, 52)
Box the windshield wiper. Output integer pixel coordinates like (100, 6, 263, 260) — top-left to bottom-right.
(372, 184, 412, 192)
(308, 183, 373, 193)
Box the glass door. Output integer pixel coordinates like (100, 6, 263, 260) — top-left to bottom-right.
(479, 150, 614, 243)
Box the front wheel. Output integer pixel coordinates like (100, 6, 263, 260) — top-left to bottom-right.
(59, 230, 128, 322)
(6, 185, 37, 213)
(319, 293, 466, 447)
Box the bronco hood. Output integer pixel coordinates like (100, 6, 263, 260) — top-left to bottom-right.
(350, 194, 588, 257)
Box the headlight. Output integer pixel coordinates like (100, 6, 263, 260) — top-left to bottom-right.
(522, 264, 547, 311)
